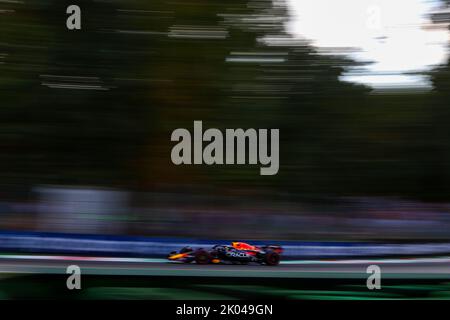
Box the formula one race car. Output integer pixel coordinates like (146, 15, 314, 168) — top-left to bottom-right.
(167, 242, 283, 266)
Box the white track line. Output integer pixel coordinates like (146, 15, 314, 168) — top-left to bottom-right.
(0, 255, 167, 263)
(1, 255, 450, 265)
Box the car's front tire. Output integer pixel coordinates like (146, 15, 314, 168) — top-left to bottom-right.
(194, 250, 211, 265)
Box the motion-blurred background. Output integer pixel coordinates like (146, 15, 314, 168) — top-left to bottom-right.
(1, 0, 450, 242)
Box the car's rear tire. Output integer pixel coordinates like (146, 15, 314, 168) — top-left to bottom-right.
(195, 250, 211, 265)
(264, 250, 280, 266)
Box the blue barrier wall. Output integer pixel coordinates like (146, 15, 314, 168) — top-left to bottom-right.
(1, 231, 450, 258)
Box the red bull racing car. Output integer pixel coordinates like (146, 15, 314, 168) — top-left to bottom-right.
(168, 242, 283, 266)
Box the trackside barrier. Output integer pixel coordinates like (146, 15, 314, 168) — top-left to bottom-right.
(0, 231, 450, 258)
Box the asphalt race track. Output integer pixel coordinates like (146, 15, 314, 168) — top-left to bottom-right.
(1, 254, 450, 299)
(1, 254, 450, 279)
